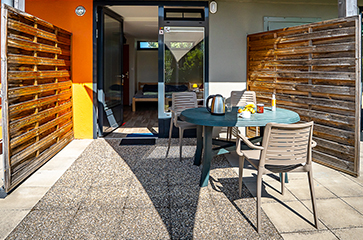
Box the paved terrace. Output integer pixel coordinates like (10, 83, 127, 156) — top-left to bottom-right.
(0, 139, 363, 239)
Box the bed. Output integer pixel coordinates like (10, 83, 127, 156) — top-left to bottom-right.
(132, 82, 189, 112)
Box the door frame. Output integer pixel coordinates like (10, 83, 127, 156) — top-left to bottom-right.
(93, 1, 209, 138)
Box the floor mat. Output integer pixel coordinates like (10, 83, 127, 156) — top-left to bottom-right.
(119, 138, 156, 145)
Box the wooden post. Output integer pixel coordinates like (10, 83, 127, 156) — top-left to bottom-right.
(338, 0, 358, 17)
(354, 15, 361, 176)
(1, 5, 10, 194)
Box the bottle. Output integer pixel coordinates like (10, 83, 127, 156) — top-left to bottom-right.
(272, 94, 276, 111)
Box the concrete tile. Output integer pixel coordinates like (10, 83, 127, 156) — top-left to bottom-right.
(20, 170, 68, 188)
(0, 209, 29, 240)
(79, 185, 128, 211)
(312, 163, 343, 179)
(62, 209, 123, 239)
(314, 176, 363, 197)
(341, 197, 363, 216)
(54, 139, 92, 158)
(285, 178, 336, 200)
(125, 182, 170, 209)
(306, 198, 363, 229)
(281, 230, 338, 240)
(119, 207, 171, 239)
(6, 209, 76, 240)
(334, 227, 363, 240)
(39, 156, 76, 171)
(33, 186, 87, 211)
(261, 200, 324, 233)
(0, 186, 49, 210)
(243, 179, 298, 203)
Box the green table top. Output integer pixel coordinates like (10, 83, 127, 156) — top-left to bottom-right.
(180, 107, 300, 127)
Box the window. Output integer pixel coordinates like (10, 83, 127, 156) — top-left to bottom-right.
(264, 17, 321, 31)
(137, 41, 158, 50)
(164, 9, 204, 21)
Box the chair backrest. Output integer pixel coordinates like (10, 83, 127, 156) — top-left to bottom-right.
(172, 92, 198, 116)
(230, 91, 256, 106)
(260, 121, 314, 167)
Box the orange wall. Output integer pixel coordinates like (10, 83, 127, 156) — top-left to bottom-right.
(26, 0, 94, 139)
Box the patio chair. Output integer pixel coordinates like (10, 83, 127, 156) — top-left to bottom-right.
(226, 90, 256, 141)
(166, 92, 198, 160)
(235, 121, 318, 233)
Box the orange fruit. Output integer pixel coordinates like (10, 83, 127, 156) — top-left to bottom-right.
(238, 108, 243, 113)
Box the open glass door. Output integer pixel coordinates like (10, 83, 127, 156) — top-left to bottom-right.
(97, 8, 124, 136)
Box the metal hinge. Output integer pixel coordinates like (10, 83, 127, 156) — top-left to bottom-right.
(96, 14, 98, 22)
(96, 29, 98, 38)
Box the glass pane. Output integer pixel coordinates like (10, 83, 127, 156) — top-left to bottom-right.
(164, 27, 204, 111)
(184, 12, 202, 18)
(104, 15, 122, 110)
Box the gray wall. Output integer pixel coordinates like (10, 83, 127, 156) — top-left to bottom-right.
(208, 0, 340, 96)
(136, 50, 158, 86)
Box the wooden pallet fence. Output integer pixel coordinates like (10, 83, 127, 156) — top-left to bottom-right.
(1, 5, 73, 193)
(247, 16, 361, 176)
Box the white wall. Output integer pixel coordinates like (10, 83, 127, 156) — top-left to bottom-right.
(136, 50, 158, 85)
(208, 0, 339, 98)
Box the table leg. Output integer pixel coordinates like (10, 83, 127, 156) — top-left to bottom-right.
(200, 126, 213, 187)
(194, 125, 203, 166)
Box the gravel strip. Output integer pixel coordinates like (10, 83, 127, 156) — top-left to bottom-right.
(6, 138, 282, 239)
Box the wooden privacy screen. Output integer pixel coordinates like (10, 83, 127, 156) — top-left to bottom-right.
(1, 5, 73, 192)
(247, 16, 361, 176)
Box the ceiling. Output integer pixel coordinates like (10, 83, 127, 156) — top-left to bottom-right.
(109, 6, 159, 40)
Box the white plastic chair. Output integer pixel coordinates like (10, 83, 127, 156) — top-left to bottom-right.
(166, 92, 198, 160)
(227, 91, 257, 141)
(235, 121, 318, 233)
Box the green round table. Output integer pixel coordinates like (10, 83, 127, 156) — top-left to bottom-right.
(180, 107, 300, 187)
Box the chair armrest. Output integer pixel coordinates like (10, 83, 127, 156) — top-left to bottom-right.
(235, 132, 264, 156)
(311, 140, 317, 148)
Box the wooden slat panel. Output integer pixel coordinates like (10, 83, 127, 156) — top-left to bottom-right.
(8, 36, 63, 54)
(9, 132, 73, 192)
(11, 122, 73, 166)
(9, 101, 72, 135)
(10, 111, 72, 149)
(8, 18, 57, 42)
(247, 16, 361, 177)
(1, 5, 74, 193)
(8, 80, 71, 98)
(9, 89, 72, 117)
(8, 54, 68, 66)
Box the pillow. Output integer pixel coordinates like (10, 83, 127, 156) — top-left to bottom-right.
(142, 84, 158, 92)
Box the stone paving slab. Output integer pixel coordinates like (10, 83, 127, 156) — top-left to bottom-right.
(5, 138, 282, 239)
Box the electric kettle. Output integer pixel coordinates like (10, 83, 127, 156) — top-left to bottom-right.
(206, 94, 226, 115)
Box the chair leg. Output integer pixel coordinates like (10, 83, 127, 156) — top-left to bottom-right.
(179, 127, 184, 161)
(281, 172, 285, 195)
(166, 118, 174, 158)
(308, 171, 319, 229)
(239, 156, 245, 197)
(256, 172, 263, 233)
(227, 127, 231, 141)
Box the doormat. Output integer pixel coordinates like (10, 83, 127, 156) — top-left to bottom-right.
(126, 133, 158, 138)
(119, 138, 156, 145)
